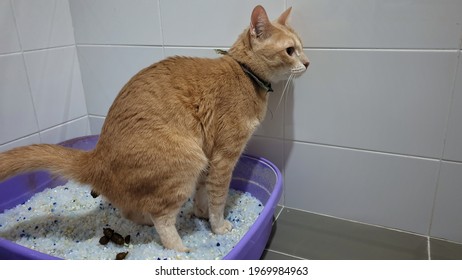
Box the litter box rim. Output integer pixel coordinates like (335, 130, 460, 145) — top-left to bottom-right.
(0, 135, 282, 260)
(223, 154, 282, 260)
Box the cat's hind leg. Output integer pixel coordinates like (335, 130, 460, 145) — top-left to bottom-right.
(193, 172, 209, 219)
(146, 177, 197, 252)
(146, 175, 203, 252)
(122, 210, 154, 226)
(146, 145, 208, 252)
(205, 152, 239, 235)
(149, 211, 189, 252)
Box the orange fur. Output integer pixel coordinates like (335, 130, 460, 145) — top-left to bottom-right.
(0, 6, 308, 251)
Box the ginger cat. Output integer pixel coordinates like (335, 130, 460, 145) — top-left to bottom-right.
(0, 5, 308, 252)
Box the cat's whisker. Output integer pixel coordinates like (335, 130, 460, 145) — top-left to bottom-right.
(274, 73, 294, 113)
(268, 107, 274, 120)
(284, 74, 294, 109)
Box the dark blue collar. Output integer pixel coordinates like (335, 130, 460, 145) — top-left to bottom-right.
(216, 49, 273, 93)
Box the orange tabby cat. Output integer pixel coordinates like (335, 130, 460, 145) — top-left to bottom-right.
(0, 5, 308, 252)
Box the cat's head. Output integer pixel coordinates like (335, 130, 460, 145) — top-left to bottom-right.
(236, 5, 309, 83)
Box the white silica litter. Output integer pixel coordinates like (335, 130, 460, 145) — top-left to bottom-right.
(0, 181, 263, 260)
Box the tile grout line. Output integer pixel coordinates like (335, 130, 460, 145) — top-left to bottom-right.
(0, 44, 77, 56)
(272, 205, 284, 226)
(430, 235, 462, 246)
(46, 0, 58, 55)
(291, 140, 443, 162)
(427, 237, 431, 260)
(427, 47, 462, 241)
(9, 0, 42, 143)
(38, 115, 88, 135)
(156, 0, 166, 58)
(0, 115, 89, 148)
(264, 249, 306, 260)
(303, 47, 459, 52)
(251, 135, 462, 165)
(284, 206, 431, 239)
(46, 44, 462, 52)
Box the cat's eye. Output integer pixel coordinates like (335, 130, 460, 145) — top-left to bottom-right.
(286, 47, 295, 56)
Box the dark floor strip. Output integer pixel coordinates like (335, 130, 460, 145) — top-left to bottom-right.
(266, 208, 428, 260)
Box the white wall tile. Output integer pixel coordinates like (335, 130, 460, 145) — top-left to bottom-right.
(69, 0, 162, 45)
(246, 136, 284, 172)
(286, 50, 458, 158)
(443, 57, 462, 162)
(78, 46, 164, 116)
(289, 0, 462, 49)
(12, 0, 75, 51)
(160, 0, 285, 47)
(284, 141, 439, 234)
(39, 116, 89, 144)
(0, 54, 38, 144)
(246, 136, 285, 205)
(430, 161, 462, 243)
(0, 133, 41, 152)
(24, 46, 87, 130)
(88, 115, 105, 135)
(163, 47, 222, 59)
(0, 0, 21, 54)
(255, 80, 291, 139)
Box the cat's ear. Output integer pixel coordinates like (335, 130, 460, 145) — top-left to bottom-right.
(277, 7, 292, 26)
(250, 5, 271, 39)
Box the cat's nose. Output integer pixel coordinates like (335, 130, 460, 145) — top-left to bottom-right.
(304, 61, 310, 69)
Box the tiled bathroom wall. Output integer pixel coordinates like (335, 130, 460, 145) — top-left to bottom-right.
(0, 0, 89, 152)
(1, 0, 462, 244)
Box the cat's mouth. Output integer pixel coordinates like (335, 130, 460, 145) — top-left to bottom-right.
(290, 65, 308, 75)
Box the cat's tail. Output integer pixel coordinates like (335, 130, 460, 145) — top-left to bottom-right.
(0, 144, 97, 185)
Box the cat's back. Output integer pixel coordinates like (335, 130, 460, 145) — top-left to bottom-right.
(99, 55, 250, 139)
(106, 56, 229, 114)
(110, 54, 254, 119)
(143, 55, 243, 93)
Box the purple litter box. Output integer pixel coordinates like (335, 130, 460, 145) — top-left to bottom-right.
(0, 135, 282, 260)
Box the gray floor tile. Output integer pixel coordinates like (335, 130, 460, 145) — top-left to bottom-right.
(267, 208, 428, 260)
(260, 250, 302, 260)
(274, 205, 283, 220)
(430, 238, 462, 260)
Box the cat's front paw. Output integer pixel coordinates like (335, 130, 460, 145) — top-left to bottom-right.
(212, 220, 233, 235)
(162, 239, 191, 253)
(176, 245, 191, 253)
(164, 243, 191, 253)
